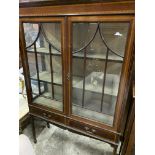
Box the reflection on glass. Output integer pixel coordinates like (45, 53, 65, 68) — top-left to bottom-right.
(24, 23, 63, 111)
(100, 23, 129, 57)
(23, 23, 39, 47)
(42, 23, 61, 50)
(72, 22, 129, 126)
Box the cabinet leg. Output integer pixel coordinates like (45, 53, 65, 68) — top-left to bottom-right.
(19, 126, 23, 134)
(31, 116, 37, 143)
(47, 122, 50, 128)
(111, 145, 118, 155)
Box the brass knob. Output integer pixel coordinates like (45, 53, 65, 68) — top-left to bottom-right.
(43, 113, 46, 116)
(84, 126, 89, 131)
(48, 114, 51, 118)
(91, 129, 96, 133)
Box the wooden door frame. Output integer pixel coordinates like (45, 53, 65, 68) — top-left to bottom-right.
(67, 15, 135, 133)
(19, 17, 67, 115)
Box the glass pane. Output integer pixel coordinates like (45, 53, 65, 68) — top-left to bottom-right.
(73, 23, 98, 51)
(24, 22, 63, 111)
(72, 22, 129, 126)
(42, 23, 61, 50)
(31, 79, 39, 97)
(102, 62, 122, 116)
(23, 23, 39, 47)
(27, 52, 37, 77)
(100, 23, 129, 57)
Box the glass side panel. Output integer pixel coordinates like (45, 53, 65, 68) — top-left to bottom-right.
(72, 22, 129, 126)
(24, 22, 63, 111)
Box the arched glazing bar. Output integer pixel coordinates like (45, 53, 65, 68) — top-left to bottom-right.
(98, 23, 124, 59)
(26, 24, 41, 49)
(72, 22, 124, 59)
(73, 23, 99, 54)
(40, 24, 61, 53)
(25, 23, 61, 53)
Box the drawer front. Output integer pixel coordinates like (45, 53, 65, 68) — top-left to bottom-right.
(29, 106, 66, 124)
(68, 119, 116, 142)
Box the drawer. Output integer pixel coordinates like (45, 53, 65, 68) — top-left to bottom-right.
(29, 106, 66, 124)
(69, 119, 116, 142)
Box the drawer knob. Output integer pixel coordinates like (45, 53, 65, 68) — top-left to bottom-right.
(84, 126, 89, 131)
(48, 114, 51, 118)
(43, 113, 46, 116)
(42, 113, 51, 119)
(91, 129, 96, 133)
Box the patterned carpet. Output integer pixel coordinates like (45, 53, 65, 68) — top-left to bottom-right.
(23, 119, 114, 155)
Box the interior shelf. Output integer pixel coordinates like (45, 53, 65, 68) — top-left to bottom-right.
(41, 92, 62, 101)
(27, 47, 123, 62)
(73, 96, 116, 116)
(33, 92, 63, 111)
(73, 72, 119, 96)
(31, 71, 83, 86)
(41, 92, 52, 98)
(31, 71, 62, 84)
(27, 47, 60, 55)
(73, 51, 123, 62)
(33, 97, 62, 111)
(31, 71, 119, 96)
(72, 105, 113, 126)
(33, 92, 52, 99)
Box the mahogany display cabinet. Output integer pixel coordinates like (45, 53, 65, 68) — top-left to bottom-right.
(19, 1, 135, 154)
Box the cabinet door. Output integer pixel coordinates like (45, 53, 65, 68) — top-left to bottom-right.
(21, 18, 65, 113)
(68, 16, 134, 128)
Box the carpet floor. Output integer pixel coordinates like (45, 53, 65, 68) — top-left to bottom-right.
(23, 119, 114, 155)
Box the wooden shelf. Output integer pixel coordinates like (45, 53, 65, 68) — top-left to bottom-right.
(72, 105, 113, 126)
(27, 47, 60, 55)
(73, 72, 119, 96)
(73, 96, 116, 116)
(27, 47, 123, 62)
(31, 71, 119, 96)
(31, 71, 83, 86)
(31, 71, 62, 84)
(33, 94, 63, 111)
(73, 51, 123, 62)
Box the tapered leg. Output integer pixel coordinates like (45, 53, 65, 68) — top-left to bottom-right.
(113, 146, 118, 155)
(47, 122, 50, 128)
(19, 126, 23, 134)
(31, 115, 37, 143)
(110, 144, 118, 155)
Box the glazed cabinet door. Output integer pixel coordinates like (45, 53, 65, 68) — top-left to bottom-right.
(68, 16, 134, 129)
(20, 18, 66, 113)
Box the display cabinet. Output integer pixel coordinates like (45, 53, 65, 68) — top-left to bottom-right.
(20, 1, 135, 154)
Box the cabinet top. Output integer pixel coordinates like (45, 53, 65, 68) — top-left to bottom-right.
(19, 0, 135, 8)
(19, 0, 135, 17)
